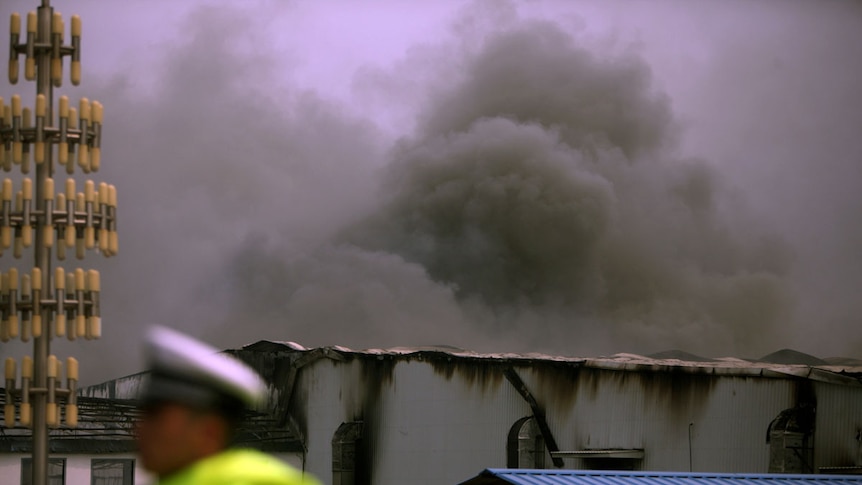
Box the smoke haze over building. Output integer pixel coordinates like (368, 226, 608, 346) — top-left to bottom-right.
(1, 0, 860, 383)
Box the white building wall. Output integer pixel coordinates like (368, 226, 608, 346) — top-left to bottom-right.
(813, 381, 862, 471)
(0, 455, 21, 483)
(0, 452, 150, 485)
(80, 373, 146, 400)
(369, 359, 529, 485)
(298, 354, 862, 484)
(688, 377, 793, 472)
(278, 453, 307, 475)
(63, 346, 862, 484)
(302, 357, 360, 482)
(521, 367, 797, 473)
(301, 356, 533, 485)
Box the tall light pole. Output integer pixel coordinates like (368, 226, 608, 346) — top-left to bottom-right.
(1, 2, 117, 484)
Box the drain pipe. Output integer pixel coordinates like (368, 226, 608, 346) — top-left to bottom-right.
(689, 422, 694, 472)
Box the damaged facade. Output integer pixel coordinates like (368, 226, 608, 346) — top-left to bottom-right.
(228, 343, 862, 483)
(3, 344, 862, 484)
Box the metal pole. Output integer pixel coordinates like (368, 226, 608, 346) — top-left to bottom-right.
(2, 3, 113, 483)
(32, 1, 53, 483)
(688, 422, 694, 472)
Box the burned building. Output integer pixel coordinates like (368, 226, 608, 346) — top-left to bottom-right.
(4, 343, 862, 484)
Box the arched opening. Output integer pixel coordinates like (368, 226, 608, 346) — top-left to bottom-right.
(507, 416, 546, 469)
(332, 421, 365, 485)
(767, 404, 815, 473)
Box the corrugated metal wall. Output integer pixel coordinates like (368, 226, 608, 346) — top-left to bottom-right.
(519, 367, 795, 473)
(67, 346, 862, 485)
(301, 356, 532, 485)
(370, 360, 527, 485)
(79, 373, 145, 400)
(293, 354, 862, 485)
(813, 382, 862, 470)
(302, 358, 354, 478)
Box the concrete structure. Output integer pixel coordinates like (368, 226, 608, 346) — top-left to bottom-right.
(3, 342, 862, 484)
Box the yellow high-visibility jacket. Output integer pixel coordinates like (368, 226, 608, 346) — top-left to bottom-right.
(158, 448, 322, 485)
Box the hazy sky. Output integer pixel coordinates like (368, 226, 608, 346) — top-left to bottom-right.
(1, 0, 860, 383)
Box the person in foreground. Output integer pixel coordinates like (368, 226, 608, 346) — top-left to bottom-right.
(135, 325, 322, 485)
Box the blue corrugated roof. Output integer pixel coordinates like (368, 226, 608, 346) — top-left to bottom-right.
(459, 470, 862, 485)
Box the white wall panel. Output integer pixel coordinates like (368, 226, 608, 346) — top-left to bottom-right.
(813, 382, 862, 471)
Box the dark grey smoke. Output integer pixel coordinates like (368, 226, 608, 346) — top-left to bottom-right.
(48, 4, 391, 382)
(419, 23, 675, 159)
(344, 20, 791, 357)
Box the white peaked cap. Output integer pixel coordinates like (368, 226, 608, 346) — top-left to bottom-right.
(144, 325, 266, 409)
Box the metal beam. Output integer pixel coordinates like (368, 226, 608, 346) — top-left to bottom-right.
(503, 367, 564, 468)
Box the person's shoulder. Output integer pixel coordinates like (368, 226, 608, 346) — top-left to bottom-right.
(195, 449, 322, 485)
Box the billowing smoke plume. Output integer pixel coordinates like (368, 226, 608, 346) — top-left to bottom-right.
(2, 0, 859, 383)
(47, 4, 397, 381)
(207, 14, 793, 359)
(343, 20, 791, 356)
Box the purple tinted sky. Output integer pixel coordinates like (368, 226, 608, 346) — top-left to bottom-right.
(1, 0, 861, 383)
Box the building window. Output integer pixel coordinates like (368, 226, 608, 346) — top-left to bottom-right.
(21, 457, 66, 485)
(507, 416, 545, 469)
(332, 421, 366, 485)
(91, 459, 135, 485)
